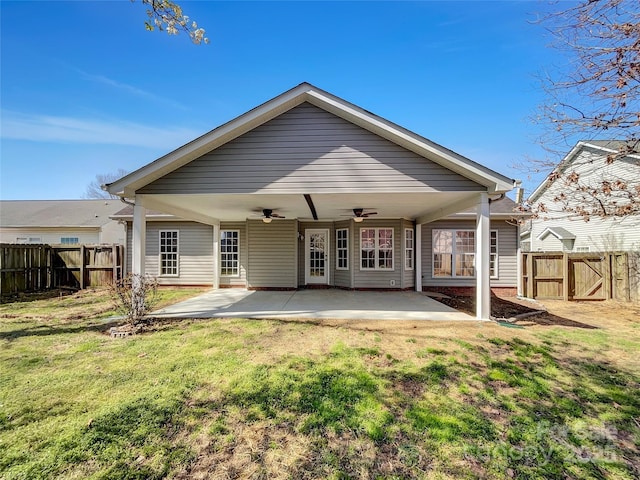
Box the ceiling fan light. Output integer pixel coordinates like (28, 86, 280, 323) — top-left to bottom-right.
(262, 217, 273, 224)
(353, 216, 364, 223)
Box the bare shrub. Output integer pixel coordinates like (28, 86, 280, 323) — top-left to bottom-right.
(110, 273, 159, 324)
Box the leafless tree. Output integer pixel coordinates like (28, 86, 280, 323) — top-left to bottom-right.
(83, 169, 129, 200)
(521, 0, 640, 221)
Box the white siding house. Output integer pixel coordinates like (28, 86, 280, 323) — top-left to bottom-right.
(525, 141, 640, 253)
(107, 83, 518, 319)
(0, 200, 125, 245)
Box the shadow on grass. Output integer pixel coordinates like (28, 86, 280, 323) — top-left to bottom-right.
(0, 289, 77, 304)
(3, 326, 638, 479)
(435, 294, 598, 329)
(0, 320, 121, 341)
(177, 338, 639, 479)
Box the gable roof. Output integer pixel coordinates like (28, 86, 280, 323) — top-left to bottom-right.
(528, 140, 640, 203)
(0, 200, 123, 228)
(537, 226, 576, 241)
(107, 83, 515, 197)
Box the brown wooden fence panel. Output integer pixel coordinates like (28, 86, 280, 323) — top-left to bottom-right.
(521, 252, 630, 301)
(1, 244, 124, 297)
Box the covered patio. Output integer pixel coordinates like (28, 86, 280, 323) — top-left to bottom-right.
(107, 83, 517, 320)
(150, 289, 475, 321)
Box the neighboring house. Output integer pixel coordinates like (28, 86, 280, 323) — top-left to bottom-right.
(0, 200, 126, 245)
(106, 83, 519, 319)
(524, 141, 640, 253)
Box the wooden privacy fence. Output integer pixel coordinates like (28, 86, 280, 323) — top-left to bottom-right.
(521, 252, 630, 301)
(0, 244, 124, 296)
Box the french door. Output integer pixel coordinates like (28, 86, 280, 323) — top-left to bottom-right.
(305, 229, 329, 284)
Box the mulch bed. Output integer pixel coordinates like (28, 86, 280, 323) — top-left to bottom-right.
(432, 294, 598, 329)
(433, 295, 543, 319)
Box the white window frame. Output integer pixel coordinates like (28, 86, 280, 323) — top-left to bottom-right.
(60, 237, 79, 245)
(360, 227, 394, 271)
(336, 228, 349, 270)
(574, 246, 590, 253)
(432, 229, 499, 278)
(490, 230, 498, 279)
(16, 237, 42, 244)
(220, 230, 240, 277)
(404, 228, 414, 271)
(159, 230, 179, 277)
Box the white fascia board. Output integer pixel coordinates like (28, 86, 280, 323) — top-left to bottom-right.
(1, 225, 97, 228)
(110, 214, 179, 221)
(537, 227, 575, 241)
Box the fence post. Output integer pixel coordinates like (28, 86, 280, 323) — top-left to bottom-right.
(562, 253, 569, 301)
(79, 245, 86, 290)
(526, 253, 534, 298)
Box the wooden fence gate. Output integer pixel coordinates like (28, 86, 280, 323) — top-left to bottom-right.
(521, 252, 630, 301)
(1, 244, 124, 297)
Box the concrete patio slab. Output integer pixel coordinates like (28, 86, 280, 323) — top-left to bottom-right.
(151, 289, 476, 321)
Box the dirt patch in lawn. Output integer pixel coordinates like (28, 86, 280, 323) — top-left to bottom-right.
(432, 294, 625, 329)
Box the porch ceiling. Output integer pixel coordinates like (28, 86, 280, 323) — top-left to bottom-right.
(137, 191, 482, 224)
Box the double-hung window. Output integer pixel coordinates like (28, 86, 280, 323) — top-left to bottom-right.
(404, 228, 414, 270)
(159, 230, 179, 276)
(336, 228, 349, 270)
(432, 229, 498, 278)
(60, 237, 79, 244)
(220, 230, 240, 276)
(489, 230, 498, 278)
(360, 228, 394, 270)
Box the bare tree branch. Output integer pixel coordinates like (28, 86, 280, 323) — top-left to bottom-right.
(83, 169, 129, 200)
(520, 0, 640, 221)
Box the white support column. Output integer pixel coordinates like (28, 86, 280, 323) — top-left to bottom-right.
(415, 224, 422, 292)
(132, 203, 146, 276)
(476, 193, 491, 320)
(212, 222, 220, 289)
(516, 223, 523, 297)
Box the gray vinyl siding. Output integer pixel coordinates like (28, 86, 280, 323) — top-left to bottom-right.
(353, 219, 403, 289)
(220, 222, 247, 287)
(247, 220, 297, 288)
(333, 220, 352, 288)
(422, 220, 518, 288)
(402, 219, 416, 289)
(126, 221, 214, 286)
(297, 221, 334, 286)
(139, 103, 483, 195)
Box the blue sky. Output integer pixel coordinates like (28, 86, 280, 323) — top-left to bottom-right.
(1, 0, 566, 200)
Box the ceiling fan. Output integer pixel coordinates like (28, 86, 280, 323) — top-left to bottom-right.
(343, 208, 378, 222)
(254, 208, 286, 223)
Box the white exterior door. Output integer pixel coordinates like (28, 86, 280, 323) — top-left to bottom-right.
(305, 229, 329, 284)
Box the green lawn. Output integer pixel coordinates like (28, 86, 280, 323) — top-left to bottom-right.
(1, 290, 639, 479)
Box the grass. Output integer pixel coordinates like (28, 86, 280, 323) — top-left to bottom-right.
(0, 290, 639, 479)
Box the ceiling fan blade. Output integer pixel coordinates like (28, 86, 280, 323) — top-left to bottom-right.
(271, 213, 286, 218)
(363, 212, 378, 217)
